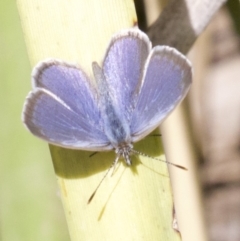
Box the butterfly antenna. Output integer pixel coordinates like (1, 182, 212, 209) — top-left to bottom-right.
(111, 155, 121, 176)
(88, 155, 120, 204)
(131, 149, 187, 170)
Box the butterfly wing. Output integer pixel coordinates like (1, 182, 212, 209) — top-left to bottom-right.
(23, 60, 112, 151)
(130, 46, 192, 142)
(102, 29, 151, 122)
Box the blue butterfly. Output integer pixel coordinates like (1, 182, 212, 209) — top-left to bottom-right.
(22, 29, 192, 182)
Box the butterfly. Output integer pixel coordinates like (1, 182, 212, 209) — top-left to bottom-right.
(22, 29, 192, 199)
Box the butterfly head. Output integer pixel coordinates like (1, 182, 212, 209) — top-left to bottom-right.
(115, 143, 133, 166)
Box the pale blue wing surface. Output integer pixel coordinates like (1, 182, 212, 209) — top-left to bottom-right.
(32, 60, 100, 121)
(102, 29, 151, 123)
(130, 46, 192, 142)
(23, 60, 112, 150)
(23, 89, 112, 150)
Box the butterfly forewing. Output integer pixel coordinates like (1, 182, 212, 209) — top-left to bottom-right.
(130, 46, 192, 142)
(102, 30, 151, 123)
(33, 60, 101, 121)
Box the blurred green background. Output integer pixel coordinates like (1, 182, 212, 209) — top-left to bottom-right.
(0, 1, 70, 240)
